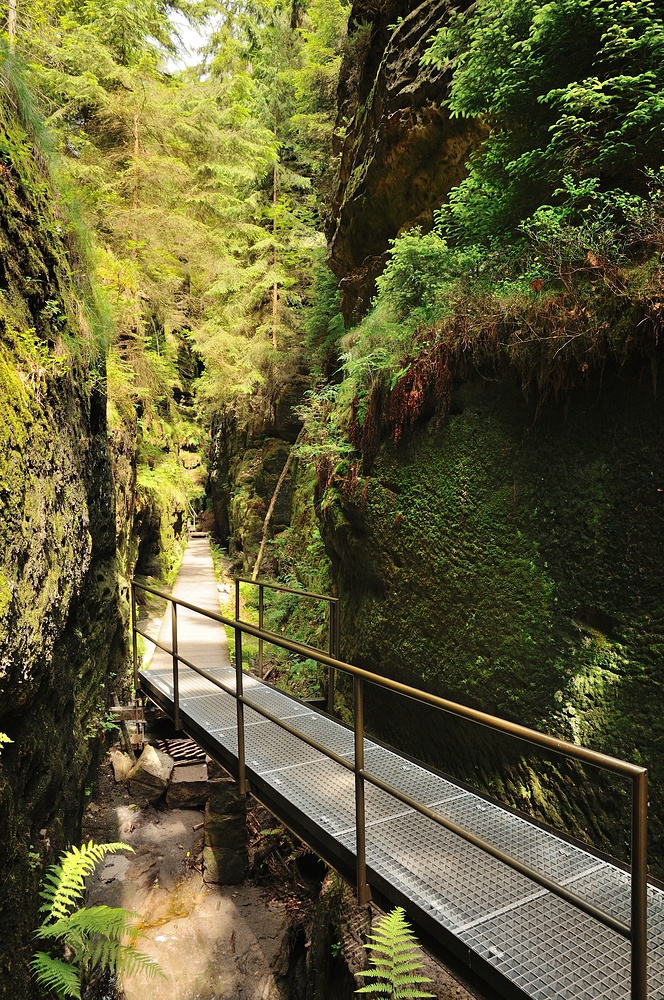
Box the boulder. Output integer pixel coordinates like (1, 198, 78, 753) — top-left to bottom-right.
(127, 745, 174, 803)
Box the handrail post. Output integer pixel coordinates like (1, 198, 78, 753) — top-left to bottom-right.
(354, 675, 370, 905)
(235, 625, 247, 795)
(258, 584, 264, 679)
(131, 581, 139, 692)
(334, 599, 341, 660)
(235, 577, 240, 622)
(327, 601, 336, 714)
(171, 601, 181, 732)
(631, 769, 648, 1000)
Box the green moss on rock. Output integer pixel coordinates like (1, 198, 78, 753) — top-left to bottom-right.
(0, 74, 123, 997)
(321, 361, 664, 871)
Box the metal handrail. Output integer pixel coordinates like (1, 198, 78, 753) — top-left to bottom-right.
(234, 576, 340, 712)
(131, 579, 649, 1000)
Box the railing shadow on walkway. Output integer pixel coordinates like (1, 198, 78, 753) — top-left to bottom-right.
(131, 578, 649, 1000)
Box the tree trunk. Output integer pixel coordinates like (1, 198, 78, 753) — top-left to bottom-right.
(132, 112, 140, 252)
(7, 0, 17, 51)
(252, 445, 296, 581)
(272, 163, 278, 350)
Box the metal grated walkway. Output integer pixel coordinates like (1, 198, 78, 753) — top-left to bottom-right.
(139, 660, 664, 1000)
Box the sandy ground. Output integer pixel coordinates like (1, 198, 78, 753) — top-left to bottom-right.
(83, 759, 295, 1000)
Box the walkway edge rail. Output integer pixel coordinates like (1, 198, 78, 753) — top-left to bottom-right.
(131, 579, 649, 1000)
(235, 576, 340, 712)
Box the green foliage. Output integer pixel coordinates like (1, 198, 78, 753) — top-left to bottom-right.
(0, 732, 13, 756)
(355, 908, 433, 999)
(424, 0, 664, 244)
(31, 841, 162, 999)
(312, 0, 664, 451)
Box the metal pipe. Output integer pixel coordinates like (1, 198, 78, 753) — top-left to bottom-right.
(258, 584, 264, 679)
(235, 577, 240, 623)
(327, 602, 336, 715)
(133, 580, 645, 778)
(631, 770, 649, 999)
(171, 601, 180, 732)
(354, 676, 370, 905)
(334, 598, 341, 659)
(235, 575, 337, 603)
(235, 625, 246, 795)
(131, 582, 139, 692)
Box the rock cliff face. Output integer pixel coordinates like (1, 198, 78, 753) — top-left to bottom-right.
(0, 76, 124, 997)
(319, 360, 664, 869)
(208, 374, 307, 574)
(319, 0, 664, 871)
(327, 0, 483, 324)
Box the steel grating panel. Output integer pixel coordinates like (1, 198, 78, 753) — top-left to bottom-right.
(461, 892, 635, 1000)
(358, 743, 472, 808)
(437, 794, 602, 888)
(140, 663, 664, 1000)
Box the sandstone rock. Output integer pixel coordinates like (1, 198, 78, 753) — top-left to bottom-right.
(327, 0, 484, 323)
(204, 810, 246, 853)
(205, 754, 228, 780)
(165, 763, 209, 809)
(128, 745, 174, 803)
(202, 845, 246, 885)
(202, 777, 247, 884)
(207, 775, 246, 815)
(110, 749, 133, 783)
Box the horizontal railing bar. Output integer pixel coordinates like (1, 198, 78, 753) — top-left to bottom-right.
(236, 576, 339, 604)
(360, 768, 632, 940)
(236, 696, 355, 773)
(138, 635, 354, 773)
(134, 629, 175, 658)
(132, 580, 645, 779)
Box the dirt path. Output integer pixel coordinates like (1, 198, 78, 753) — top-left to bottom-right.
(147, 535, 231, 674)
(83, 762, 297, 1000)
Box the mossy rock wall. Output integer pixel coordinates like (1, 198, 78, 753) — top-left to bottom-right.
(320, 361, 664, 871)
(0, 76, 124, 997)
(208, 375, 307, 575)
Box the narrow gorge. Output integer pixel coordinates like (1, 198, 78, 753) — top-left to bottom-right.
(1, 0, 664, 998)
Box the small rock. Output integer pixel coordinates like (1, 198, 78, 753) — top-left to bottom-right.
(206, 755, 228, 780)
(110, 749, 133, 783)
(166, 778, 210, 810)
(127, 745, 174, 803)
(207, 776, 245, 815)
(204, 810, 246, 853)
(202, 845, 245, 885)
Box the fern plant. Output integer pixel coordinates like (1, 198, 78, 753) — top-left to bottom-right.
(31, 840, 162, 999)
(356, 907, 434, 999)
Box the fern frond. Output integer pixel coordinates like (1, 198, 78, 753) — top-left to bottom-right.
(30, 952, 82, 999)
(39, 842, 133, 922)
(355, 908, 433, 1000)
(65, 905, 143, 941)
(87, 937, 163, 979)
(113, 943, 164, 979)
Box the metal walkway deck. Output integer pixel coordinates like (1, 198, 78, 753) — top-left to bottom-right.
(139, 660, 664, 1000)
